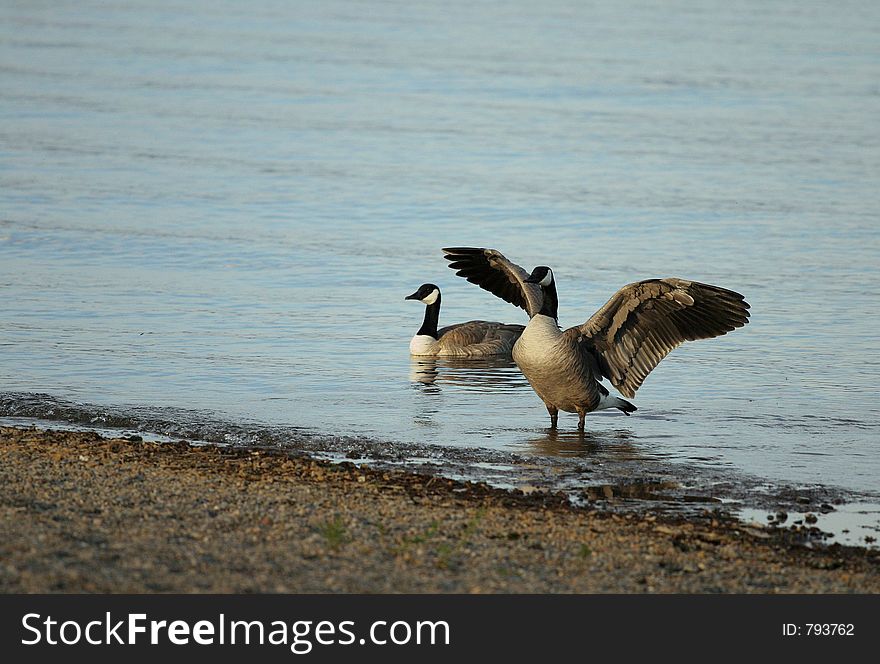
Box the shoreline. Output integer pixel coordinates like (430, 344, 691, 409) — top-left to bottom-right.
(3, 395, 874, 523)
(1, 425, 878, 593)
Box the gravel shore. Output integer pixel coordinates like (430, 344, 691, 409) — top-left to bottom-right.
(1, 426, 877, 593)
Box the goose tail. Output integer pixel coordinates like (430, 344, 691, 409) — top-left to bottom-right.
(615, 398, 637, 416)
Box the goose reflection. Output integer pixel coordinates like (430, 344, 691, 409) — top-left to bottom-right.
(409, 357, 441, 390)
(409, 356, 530, 392)
(528, 426, 641, 459)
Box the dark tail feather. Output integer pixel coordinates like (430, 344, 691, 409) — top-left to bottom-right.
(616, 398, 637, 416)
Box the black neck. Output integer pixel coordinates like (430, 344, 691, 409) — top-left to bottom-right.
(416, 294, 441, 338)
(538, 281, 559, 321)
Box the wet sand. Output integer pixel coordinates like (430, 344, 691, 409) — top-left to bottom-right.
(1, 426, 878, 593)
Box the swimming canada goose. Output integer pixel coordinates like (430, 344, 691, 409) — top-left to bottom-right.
(442, 248, 750, 430)
(405, 283, 525, 358)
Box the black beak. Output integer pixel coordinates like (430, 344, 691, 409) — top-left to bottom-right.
(405, 292, 420, 301)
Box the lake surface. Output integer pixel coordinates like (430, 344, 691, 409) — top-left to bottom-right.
(2, 1, 879, 520)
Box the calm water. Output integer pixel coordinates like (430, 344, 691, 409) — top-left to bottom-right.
(2, 1, 879, 506)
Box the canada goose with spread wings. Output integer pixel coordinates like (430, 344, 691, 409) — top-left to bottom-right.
(442, 248, 750, 430)
(405, 283, 524, 358)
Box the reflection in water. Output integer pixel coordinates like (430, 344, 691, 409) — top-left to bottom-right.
(408, 359, 441, 427)
(409, 358, 440, 389)
(409, 356, 531, 432)
(409, 357, 529, 391)
(527, 427, 643, 460)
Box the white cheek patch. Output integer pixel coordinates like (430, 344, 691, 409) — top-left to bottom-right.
(539, 270, 553, 287)
(421, 288, 440, 305)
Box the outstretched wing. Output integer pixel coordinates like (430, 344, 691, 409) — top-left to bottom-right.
(571, 278, 750, 399)
(442, 247, 543, 318)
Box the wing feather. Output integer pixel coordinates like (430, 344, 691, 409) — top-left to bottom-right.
(436, 321, 525, 357)
(442, 247, 542, 317)
(573, 278, 750, 398)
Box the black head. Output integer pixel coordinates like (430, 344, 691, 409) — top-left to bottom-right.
(524, 266, 558, 320)
(524, 266, 554, 287)
(405, 283, 441, 304)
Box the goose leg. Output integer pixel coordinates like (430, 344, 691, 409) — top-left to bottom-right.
(577, 409, 586, 431)
(546, 405, 558, 429)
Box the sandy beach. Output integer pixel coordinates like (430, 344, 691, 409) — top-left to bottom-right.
(0, 425, 878, 593)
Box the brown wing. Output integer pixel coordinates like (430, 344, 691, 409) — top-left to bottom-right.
(572, 278, 750, 398)
(442, 247, 543, 318)
(437, 321, 525, 357)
